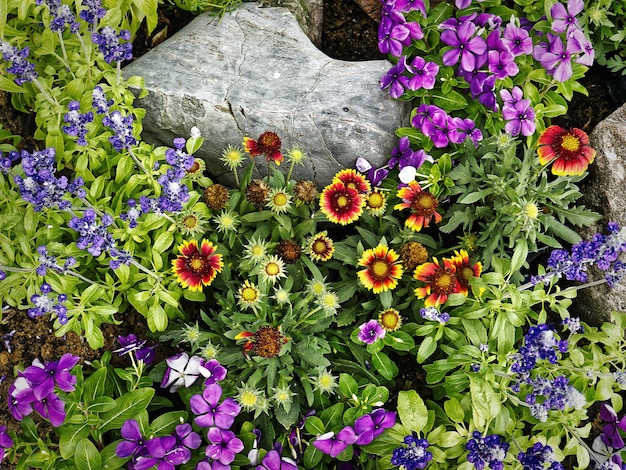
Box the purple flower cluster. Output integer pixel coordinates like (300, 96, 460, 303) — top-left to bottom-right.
(253, 447, 298, 470)
(79, 0, 106, 26)
(0, 149, 20, 174)
(380, 55, 439, 99)
(13, 147, 85, 211)
(510, 324, 567, 377)
(0, 425, 12, 463)
(420, 307, 450, 324)
(113, 334, 156, 364)
(524, 375, 585, 422)
(313, 408, 396, 457)
(8, 354, 79, 427)
(62, 100, 94, 146)
(36, 0, 80, 33)
(68, 208, 115, 256)
(391, 435, 433, 470)
(465, 431, 509, 470)
(36, 245, 76, 276)
(102, 110, 137, 152)
(532, 0, 594, 82)
(358, 319, 386, 344)
(92, 26, 133, 64)
(28, 282, 68, 323)
(0, 41, 38, 85)
(500, 86, 536, 136)
(378, 1, 425, 57)
(116, 420, 202, 470)
(411, 103, 482, 149)
(92, 85, 113, 114)
(531, 223, 626, 287)
(518, 442, 564, 470)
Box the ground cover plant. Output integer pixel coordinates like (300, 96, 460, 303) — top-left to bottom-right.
(1, 0, 626, 469)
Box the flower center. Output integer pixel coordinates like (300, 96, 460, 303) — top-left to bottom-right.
(254, 325, 284, 358)
(265, 262, 280, 276)
(240, 390, 258, 407)
(183, 214, 198, 228)
(524, 203, 539, 219)
(380, 309, 401, 331)
(560, 134, 581, 152)
(336, 194, 349, 208)
(189, 256, 205, 272)
(411, 191, 438, 216)
(457, 266, 475, 286)
(187, 161, 200, 174)
(368, 192, 385, 209)
(432, 268, 456, 294)
(241, 287, 258, 302)
(313, 240, 328, 254)
(273, 192, 288, 207)
(251, 245, 264, 256)
(370, 259, 391, 280)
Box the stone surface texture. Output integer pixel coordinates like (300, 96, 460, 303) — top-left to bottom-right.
(122, 3, 411, 188)
(571, 102, 626, 324)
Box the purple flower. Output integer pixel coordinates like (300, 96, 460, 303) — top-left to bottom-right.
(420, 307, 450, 324)
(391, 435, 433, 470)
(518, 442, 564, 470)
(411, 104, 447, 138)
(0, 424, 12, 461)
(80, 0, 107, 25)
(62, 101, 94, 146)
(381, 56, 412, 98)
(8, 377, 35, 421)
(358, 320, 386, 344)
(550, 0, 583, 33)
(160, 352, 206, 392)
(0, 149, 19, 174)
(534, 33, 575, 82)
(440, 20, 487, 72)
(510, 324, 567, 377)
(501, 96, 536, 136)
(525, 375, 585, 421)
(313, 426, 358, 458)
(466, 432, 509, 470)
(92, 26, 133, 63)
(21, 353, 79, 399)
(255, 449, 299, 470)
(355, 156, 389, 187)
(476, 74, 498, 112)
(134, 435, 186, 470)
(68, 208, 116, 257)
(92, 85, 113, 114)
(449, 117, 483, 147)
(389, 136, 426, 171)
(354, 408, 397, 445)
(488, 50, 518, 79)
(0, 41, 38, 85)
(190, 383, 241, 429)
(407, 56, 439, 90)
(599, 403, 626, 449)
(202, 359, 228, 385)
(206, 428, 244, 465)
(28, 283, 69, 324)
(116, 419, 147, 460)
(379, 21, 410, 57)
(114, 334, 156, 365)
(102, 110, 137, 152)
(569, 28, 595, 66)
(502, 21, 533, 56)
(33, 391, 67, 427)
(173, 423, 202, 452)
(429, 112, 453, 148)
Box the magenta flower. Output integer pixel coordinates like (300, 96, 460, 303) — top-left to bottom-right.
(116, 419, 147, 460)
(412, 104, 447, 137)
(502, 98, 536, 136)
(381, 56, 412, 98)
(500, 86, 525, 106)
(313, 426, 358, 458)
(449, 117, 482, 147)
(354, 409, 397, 445)
(550, 0, 583, 33)
(21, 353, 79, 399)
(32, 392, 66, 427)
(202, 359, 227, 385)
(190, 383, 241, 429)
(134, 436, 187, 470)
(570, 28, 595, 66)
(173, 423, 202, 452)
(488, 50, 518, 79)
(0, 425, 13, 462)
(379, 22, 410, 57)
(502, 21, 533, 56)
(206, 428, 244, 465)
(407, 56, 439, 90)
(255, 449, 298, 470)
(8, 377, 35, 421)
(440, 20, 487, 72)
(535, 33, 576, 82)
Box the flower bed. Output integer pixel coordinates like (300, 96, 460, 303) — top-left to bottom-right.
(1, 1, 626, 469)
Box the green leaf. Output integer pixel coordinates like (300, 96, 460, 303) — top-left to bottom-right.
(75, 438, 101, 470)
(303, 443, 323, 469)
(59, 424, 91, 460)
(339, 373, 359, 400)
(305, 416, 326, 435)
(82, 367, 108, 404)
(149, 411, 188, 435)
(444, 397, 466, 423)
(371, 351, 398, 380)
(509, 238, 528, 274)
(432, 89, 468, 110)
(417, 336, 437, 363)
(397, 390, 428, 433)
(153, 231, 174, 253)
(469, 375, 501, 428)
(0, 75, 26, 93)
(100, 388, 155, 433)
(115, 154, 134, 183)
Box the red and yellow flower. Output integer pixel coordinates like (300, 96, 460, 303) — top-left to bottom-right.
(332, 168, 371, 193)
(357, 244, 404, 294)
(394, 180, 442, 232)
(447, 249, 482, 296)
(243, 131, 284, 165)
(307, 231, 335, 262)
(537, 125, 596, 176)
(172, 239, 224, 291)
(320, 181, 365, 225)
(413, 257, 459, 307)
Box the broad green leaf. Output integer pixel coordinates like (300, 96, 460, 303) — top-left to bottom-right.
(397, 390, 428, 433)
(59, 424, 91, 460)
(305, 416, 325, 435)
(371, 351, 398, 380)
(469, 375, 501, 428)
(100, 388, 155, 433)
(75, 438, 101, 470)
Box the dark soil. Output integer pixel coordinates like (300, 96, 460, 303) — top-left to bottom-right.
(0, 1, 624, 467)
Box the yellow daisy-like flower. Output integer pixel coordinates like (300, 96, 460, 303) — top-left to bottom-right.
(220, 144, 245, 171)
(307, 231, 335, 262)
(332, 168, 371, 193)
(379, 308, 403, 332)
(213, 210, 239, 233)
(307, 278, 328, 296)
(177, 209, 207, 236)
(272, 385, 296, 408)
(365, 190, 387, 216)
(260, 255, 287, 284)
(237, 280, 263, 311)
(357, 244, 404, 294)
(287, 146, 307, 165)
(236, 384, 264, 412)
(317, 291, 340, 314)
(272, 286, 291, 305)
(199, 341, 220, 361)
(267, 187, 292, 214)
(311, 368, 338, 394)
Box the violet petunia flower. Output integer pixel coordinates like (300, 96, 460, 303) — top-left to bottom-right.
(354, 409, 397, 445)
(32, 391, 67, 427)
(381, 56, 412, 98)
(255, 449, 299, 470)
(0, 425, 12, 462)
(134, 436, 187, 470)
(116, 419, 147, 460)
(407, 56, 439, 90)
(21, 353, 80, 399)
(502, 21, 533, 56)
(535, 33, 576, 82)
(599, 403, 626, 449)
(412, 104, 447, 138)
(488, 50, 519, 79)
(440, 20, 487, 72)
(500, 86, 524, 106)
(206, 428, 244, 465)
(356, 157, 389, 187)
(173, 423, 202, 452)
(379, 22, 410, 57)
(502, 97, 536, 136)
(114, 334, 156, 365)
(160, 352, 205, 393)
(190, 383, 241, 429)
(202, 359, 228, 385)
(550, 0, 583, 33)
(449, 117, 483, 147)
(570, 28, 595, 66)
(358, 320, 386, 344)
(313, 427, 358, 458)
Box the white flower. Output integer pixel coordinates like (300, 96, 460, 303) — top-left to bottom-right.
(160, 352, 205, 392)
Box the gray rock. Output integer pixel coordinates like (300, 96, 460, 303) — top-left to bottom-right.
(123, 3, 411, 188)
(571, 103, 626, 325)
(251, 0, 323, 47)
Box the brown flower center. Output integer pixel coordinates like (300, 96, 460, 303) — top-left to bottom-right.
(457, 266, 475, 287)
(183, 214, 198, 228)
(432, 268, 457, 294)
(411, 191, 438, 216)
(187, 161, 201, 174)
(254, 326, 284, 358)
(258, 131, 281, 153)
